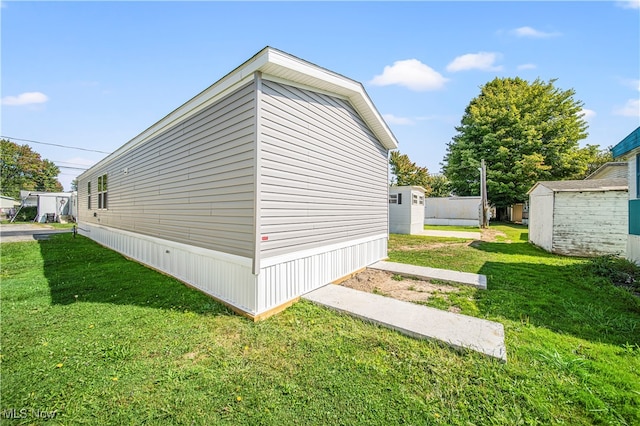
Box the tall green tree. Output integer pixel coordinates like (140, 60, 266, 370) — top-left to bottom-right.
(389, 151, 432, 195)
(0, 139, 63, 198)
(579, 145, 614, 178)
(426, 174, 451, 198)
(442, 77, 592, 208)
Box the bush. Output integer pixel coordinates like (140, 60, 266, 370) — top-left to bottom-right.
(585, 255, 640, 293)
(15, 206, 37, 222)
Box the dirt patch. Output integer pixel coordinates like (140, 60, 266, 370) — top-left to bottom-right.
(340, 269, 460, 307)
(481, 228, 507, 242)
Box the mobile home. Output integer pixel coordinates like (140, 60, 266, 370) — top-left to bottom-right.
(77, 47, 398, 319)
(612, 126, 640, 264)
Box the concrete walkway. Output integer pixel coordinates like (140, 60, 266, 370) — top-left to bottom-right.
(303, 284, 506, 361)
(419, 229, 481, 239)
(0, 224, 72, 243)
(369, 261, 487, 289)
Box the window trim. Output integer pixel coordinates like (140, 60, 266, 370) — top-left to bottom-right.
(97, 174, 108, 210)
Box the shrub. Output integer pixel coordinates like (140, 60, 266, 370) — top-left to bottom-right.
(585, 255, 640, 293)
(15, 206, 37, 222)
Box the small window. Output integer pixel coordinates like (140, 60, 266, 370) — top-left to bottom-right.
(412, 193, 419, 205)
(87, 182, 91, 210)
(419, 195, 424, 206)
(389, 194, 398, 204)
(98, 174, 108, 209)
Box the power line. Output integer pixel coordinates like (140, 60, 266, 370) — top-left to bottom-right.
(57, 165, 89, 171)
(1, 135, 111, 154)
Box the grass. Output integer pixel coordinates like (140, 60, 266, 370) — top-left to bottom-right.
(2, 227, 639, 425)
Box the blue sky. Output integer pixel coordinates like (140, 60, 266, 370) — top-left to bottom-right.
(2, 1, 639, 191)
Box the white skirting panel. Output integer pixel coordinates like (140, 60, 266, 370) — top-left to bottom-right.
(628, 235, 640, 266)
(256, 235, 388, 314)
(78, 223, 258, 314)
(79, 224, 388, 317)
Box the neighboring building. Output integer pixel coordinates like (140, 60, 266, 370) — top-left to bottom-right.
(76, 47, 398, 319)
(389, 186, 425, 234)
(424, 196, 481, 227)
(507, 203, 525, 223)
(585, 162, 628, 180)
(0, 196, 19, 220)
(16, 191, 76, 223)
(612, 126, 640, 265)
(527, 179, 628, 257)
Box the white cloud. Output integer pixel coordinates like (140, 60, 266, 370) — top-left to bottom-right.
(383, 114, 414, 125)
(370, 59, 449, 91)
(579, 108, 596, 121)
(446, 52, 503, 72)
(2, 91, 49, 106)
(511, 26, 561, 38)
(517, 63, 537, 70)
(623, 78, 640, 91)
(613, 99, 640, 117)
(616, 0, 640, 9)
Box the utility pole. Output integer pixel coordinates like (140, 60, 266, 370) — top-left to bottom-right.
(480, 159, 489, 229)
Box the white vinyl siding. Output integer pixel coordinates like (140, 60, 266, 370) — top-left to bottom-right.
(78, 83, 256, 258)
(259, 80, 388, 258)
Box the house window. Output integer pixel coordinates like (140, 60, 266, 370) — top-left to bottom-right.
(98, 174, 108, 209)
(87, 182, 91, 210)
(419, 195, 425, 205)
(389, 194, 398, 204)
(412, 193, 419, 205)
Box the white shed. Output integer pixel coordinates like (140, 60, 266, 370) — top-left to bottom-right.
(389, 186, 425, 234)
(527, 179, 628, 256)
(76, 47, 398, 320)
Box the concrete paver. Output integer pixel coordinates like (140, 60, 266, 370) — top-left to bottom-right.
(369, 261, 487, 289)
(303, 284, 506, 361)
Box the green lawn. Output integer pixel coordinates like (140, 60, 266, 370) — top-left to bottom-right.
(1, 226, 639, 425)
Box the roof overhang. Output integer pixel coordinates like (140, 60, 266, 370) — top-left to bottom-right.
(80, 47, 398, 179)
(612, 126, 640, 158)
